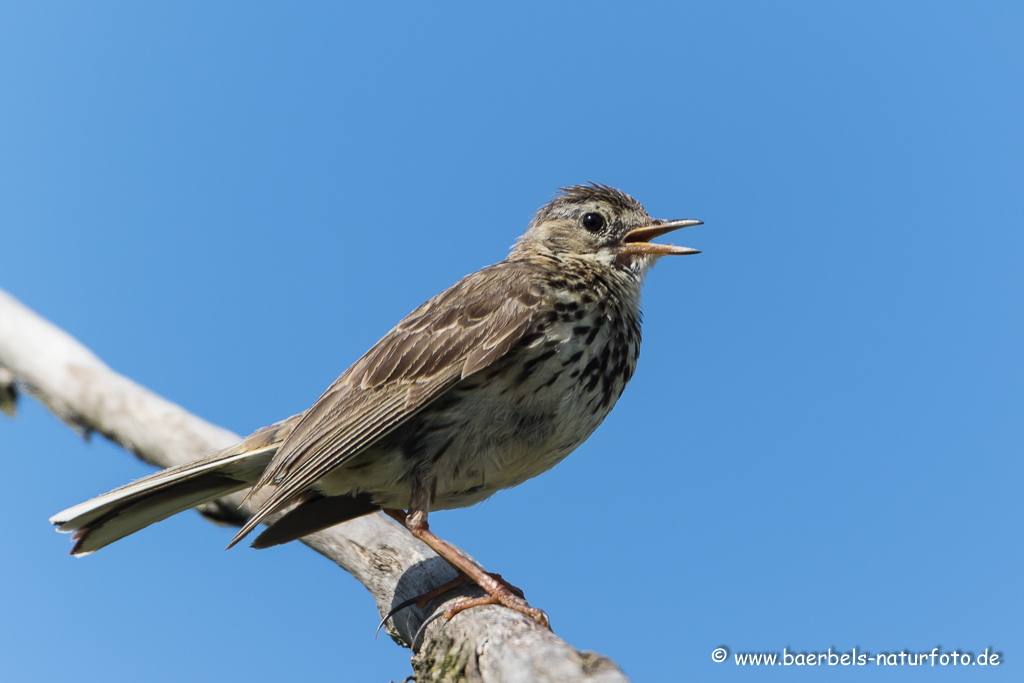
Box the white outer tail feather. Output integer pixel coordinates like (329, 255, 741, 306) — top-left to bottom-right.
(50, 447, 276, 555)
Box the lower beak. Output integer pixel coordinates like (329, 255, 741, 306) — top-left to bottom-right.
(621, 218, 703, 256)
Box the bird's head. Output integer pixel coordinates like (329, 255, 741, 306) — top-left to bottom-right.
(511, 184, 702, 275)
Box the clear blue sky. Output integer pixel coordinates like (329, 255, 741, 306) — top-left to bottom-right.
(2, 2, 1021, 681)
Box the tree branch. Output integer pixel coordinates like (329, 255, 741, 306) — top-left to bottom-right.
(0, 288, 628, 683)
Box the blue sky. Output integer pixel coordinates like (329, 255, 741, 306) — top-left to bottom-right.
(2, 2, 1021, 681)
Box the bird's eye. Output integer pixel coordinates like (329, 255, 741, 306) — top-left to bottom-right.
(581, 212, 606, 233)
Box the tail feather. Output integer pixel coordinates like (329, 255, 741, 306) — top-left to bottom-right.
(51, 446, 277, 556)
(51, 448, 273, 533)
(67, 473, 250, 556)
(51, 414, 303, 555)
(47, 412, 380, 555)
(250, 492, 380, 549)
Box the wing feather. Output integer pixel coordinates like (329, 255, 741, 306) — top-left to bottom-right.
(230, 262, 543, 545)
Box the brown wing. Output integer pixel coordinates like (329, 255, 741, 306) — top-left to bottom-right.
(229, 261, 542, 545)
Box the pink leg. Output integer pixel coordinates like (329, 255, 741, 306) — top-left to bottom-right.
(383, 486, 550, 629)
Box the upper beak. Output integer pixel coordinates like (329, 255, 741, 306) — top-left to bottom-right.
(621, 218, 703, 256)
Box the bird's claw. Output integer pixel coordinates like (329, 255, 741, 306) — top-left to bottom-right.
(411, 609, 445, 652)
(376, 570, 550, 646)
(377, 599, 447, 652)
(442, 591, 551, 630)
(410, 592, 549, 652)
(376, 595, 423, 641)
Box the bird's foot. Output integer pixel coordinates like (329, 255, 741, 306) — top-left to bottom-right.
(377, 570, 548, 642)
(442, 588, 550, 629)
(414, 571, 524, 608)
(377, 572, 525, 636)
(382, 504, 551, 631)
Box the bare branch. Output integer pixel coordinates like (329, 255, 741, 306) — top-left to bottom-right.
(0, 288, 628, 682)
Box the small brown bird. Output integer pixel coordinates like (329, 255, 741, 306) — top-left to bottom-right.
(51, 184, 701, 627)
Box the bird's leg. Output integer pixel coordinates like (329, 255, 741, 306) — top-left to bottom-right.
(377, 545, 524, 609)
(374, 545, 527, 637)
(382, 486, 550, 629)
(418, 571, 525, 602)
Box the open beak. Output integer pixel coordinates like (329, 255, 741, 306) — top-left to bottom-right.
(621, 218, 703, 256)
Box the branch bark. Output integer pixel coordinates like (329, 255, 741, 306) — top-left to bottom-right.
(0, 288, 628, 683)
